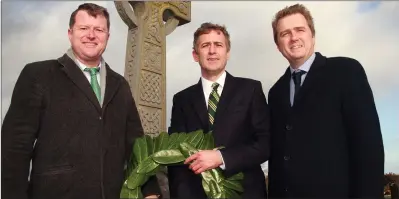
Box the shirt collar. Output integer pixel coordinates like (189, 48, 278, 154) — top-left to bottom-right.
(201, 71, 227, 93)
(289, 52, 316, 74)
(76, 58, 102, 71)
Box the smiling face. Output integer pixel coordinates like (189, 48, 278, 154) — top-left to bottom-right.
(192, 30, 230, 80)
(276, 13, 315, 68)
(68, 10, 109, 67)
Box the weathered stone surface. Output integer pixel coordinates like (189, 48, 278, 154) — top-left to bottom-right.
(115, 1, 191, 198)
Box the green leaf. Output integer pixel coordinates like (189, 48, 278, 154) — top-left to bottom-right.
(126, 170, 145, 189)
(224, 187, 241, 199)
(209, 168, 223, 184)
(227, 172, 244, 181)
(168, 133, 187, 149)
(133, 137, 148, 163)
(145, 135, 154, 155)
(152, 149, 185, 164)
(136, 156, 159, 174)
(198, 132, 215, 150)
(120, 185, 142, 199)
(146, 165, 161, 176)
(153, 132, 169, 152)
(208, 179, 221, 198)
(179, 142, 199, 158)
(185, 129, 204, 148)
(222, 179, 244, 192)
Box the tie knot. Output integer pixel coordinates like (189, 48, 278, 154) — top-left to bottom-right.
(84, 67, 100, 76)
(211, 82, 219, 91)
(292, 70, 306, 86)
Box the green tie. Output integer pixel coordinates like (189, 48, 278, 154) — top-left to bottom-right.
(208, 82, 220, 130)
(84, 67, 101, 102)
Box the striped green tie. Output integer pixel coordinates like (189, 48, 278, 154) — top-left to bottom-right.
(84, 67, 101, 102)
(208, 82, 220, 130)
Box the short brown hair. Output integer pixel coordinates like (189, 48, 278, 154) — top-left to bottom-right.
(272, 4, 315, 44)
(69, 3, 110, 30)
(193, 22, 231, 52)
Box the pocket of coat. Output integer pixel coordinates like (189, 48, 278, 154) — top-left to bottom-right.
(33, 165, 75, 176)
(30, 165, 76, 198)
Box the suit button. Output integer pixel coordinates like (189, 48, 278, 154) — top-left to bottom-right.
(284, 156, 290, 160)
(99, 116, 102, 120)
(285, 124, 292, 130)
(284, 187, 288, 192)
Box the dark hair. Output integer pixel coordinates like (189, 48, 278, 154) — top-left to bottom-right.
(69, 3, 110, 30)
(272, 4, 315, 44)
(193, 22, 231, 52)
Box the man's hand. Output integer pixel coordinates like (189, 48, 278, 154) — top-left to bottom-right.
(184, 150, 223, 174)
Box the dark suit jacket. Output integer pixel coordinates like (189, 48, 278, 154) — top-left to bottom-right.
(267, 52, 385, 198)
(168, 72, 271, 198)
(1, 54, 160, 199)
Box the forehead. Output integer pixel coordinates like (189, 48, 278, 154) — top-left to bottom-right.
(197, 30, 227, 44)
(277, 13, 309, 32)
(74, 10, 107, 27)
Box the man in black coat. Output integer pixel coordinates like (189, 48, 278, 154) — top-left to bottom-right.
(267, 4, 385, 198)
(167, 22, 271, 198)
(1, 3, 160, 199)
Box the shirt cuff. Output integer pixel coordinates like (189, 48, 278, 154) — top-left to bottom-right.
(217, 150, 226, 170)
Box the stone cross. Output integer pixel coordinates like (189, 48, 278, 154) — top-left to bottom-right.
(114, 1, 190, 136)
(114, 1, 191, 197)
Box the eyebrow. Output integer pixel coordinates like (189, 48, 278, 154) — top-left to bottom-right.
(280, 26, 306, 35)
(201, 41, 224, 46)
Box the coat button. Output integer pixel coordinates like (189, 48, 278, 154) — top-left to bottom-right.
(99, 116, 102, 120)
(284, 187, 289, 192)
(285, 124, 292, 130)
(284, 156, 290, 160)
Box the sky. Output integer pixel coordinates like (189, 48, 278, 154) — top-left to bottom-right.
(1, 1, 398, 173)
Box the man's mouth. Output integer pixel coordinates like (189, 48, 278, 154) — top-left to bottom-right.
(83, 42, 97, 47)
(290, 44, 303, 49)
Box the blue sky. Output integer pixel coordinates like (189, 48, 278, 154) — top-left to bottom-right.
(1, 1, 398, 173)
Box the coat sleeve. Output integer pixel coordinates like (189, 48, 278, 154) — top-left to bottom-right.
(1, 64, 44, 199)
(124, 82, 161, 197)
(219, 81, 271, 175)
(341, 59, 385, 198)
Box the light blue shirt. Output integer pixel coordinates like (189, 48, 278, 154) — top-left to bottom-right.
(289, 53, 316, 106)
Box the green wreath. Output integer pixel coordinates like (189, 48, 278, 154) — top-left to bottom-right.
(120, 130, 244, 198)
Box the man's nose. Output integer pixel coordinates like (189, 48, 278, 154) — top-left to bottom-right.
(290, 32, 299, 41)
(86, 29, 95, 38)
(209, 44, 216, 54)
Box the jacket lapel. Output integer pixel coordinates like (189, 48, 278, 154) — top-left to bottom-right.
(102, 64, 121, 110)
(280, 68, 292, 113)
(58, 54, 102, 113)
(213, 72, 236, 128)
(191, 80, 209, 130)
(293, 52, 326, 107)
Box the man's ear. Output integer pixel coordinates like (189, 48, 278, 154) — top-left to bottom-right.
(192, 49, 199, 62)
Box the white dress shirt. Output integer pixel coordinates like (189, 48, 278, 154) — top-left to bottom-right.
(76, 59, 101, 85)
(289, 53, 316, 106)
(201, 71, 226, 107)
(201, 71, 227, 169)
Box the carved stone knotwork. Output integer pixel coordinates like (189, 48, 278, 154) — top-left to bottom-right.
(140, 70, 162, 107)
(143, 42, 162, 72)
(146, 5, 162, 45)
(138, 106, 161, 136)
(115, 1, 191, 198)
